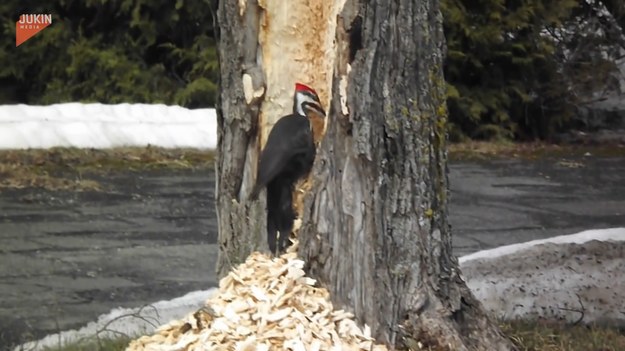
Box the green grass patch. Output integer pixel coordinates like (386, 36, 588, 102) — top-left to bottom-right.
(448, 141, 625, 161)
(0, 147, 215, 192)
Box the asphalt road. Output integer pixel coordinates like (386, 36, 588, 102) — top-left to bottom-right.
(1, 156, 624, 349)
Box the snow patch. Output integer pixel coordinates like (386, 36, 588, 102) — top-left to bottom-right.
(17, 289, 217, 351)
(459, 227, 625, 326)
(459, 227, 625, 264)
(0, 103, 217, 150)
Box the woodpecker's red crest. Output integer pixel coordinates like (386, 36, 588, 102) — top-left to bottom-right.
(295, 82, 318, 96)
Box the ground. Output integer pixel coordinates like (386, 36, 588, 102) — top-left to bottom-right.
(1, 146, 624, 349)
(0, 165, 218, 348)
(450, 154, 625, 256)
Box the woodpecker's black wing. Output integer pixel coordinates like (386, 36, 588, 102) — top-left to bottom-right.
(250, 115, 313, 199)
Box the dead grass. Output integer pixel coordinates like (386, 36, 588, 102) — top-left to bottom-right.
(3, 142, 622, 191)
(503, 320, 625, 351)
(448, 141, 625, 161)
(0, 147, 215, 192)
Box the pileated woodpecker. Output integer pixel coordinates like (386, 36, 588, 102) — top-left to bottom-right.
(250, 82, 326, 255)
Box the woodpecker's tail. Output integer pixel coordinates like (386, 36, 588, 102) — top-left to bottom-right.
(266, 180, 296, 254)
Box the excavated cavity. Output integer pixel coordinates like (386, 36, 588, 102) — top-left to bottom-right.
(256, 0, 348, 147)
(252, 0, 349, 222)
(348, 16, 363, 63)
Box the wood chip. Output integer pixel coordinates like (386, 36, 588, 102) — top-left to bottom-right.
(126, 239, 388, 351)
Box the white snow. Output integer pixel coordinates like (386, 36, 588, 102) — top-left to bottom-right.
(460, 227, 625, 326)
(17, 289, 217, 351)
(18, 227, 625, 350)
(459, 227, 625, 263)
(0, 103, 217, 150)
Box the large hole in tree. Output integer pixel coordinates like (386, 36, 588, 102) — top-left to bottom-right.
(348, 16, 363, 63)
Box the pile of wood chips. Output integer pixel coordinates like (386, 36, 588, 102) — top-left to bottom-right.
(126, 240, 388, 351)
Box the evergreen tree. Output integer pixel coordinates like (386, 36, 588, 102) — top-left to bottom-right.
(0, 0, 218, 107)
(442, 0, 582, 140)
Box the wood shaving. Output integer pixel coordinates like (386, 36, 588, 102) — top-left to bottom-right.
(126, 240, 388, 351)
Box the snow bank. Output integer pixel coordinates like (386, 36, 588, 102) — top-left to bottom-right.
(459, 227, 625, 263)
(460, 227, 625, 326)
(17, 289, 217, 351)
(0, 103, 217, 150)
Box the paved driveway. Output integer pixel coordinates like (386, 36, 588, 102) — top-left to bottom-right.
(450, 157, 624, 256)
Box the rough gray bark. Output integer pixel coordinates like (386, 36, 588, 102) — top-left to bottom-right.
(214, 0, 267, 276)
(297, 1, 516, 350)
(215, 0, 515, 349)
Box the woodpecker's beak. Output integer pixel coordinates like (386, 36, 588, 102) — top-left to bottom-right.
(305, 103, 326, 119)
(313, 107, 326, 118)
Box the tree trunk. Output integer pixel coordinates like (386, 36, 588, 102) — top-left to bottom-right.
(215, 0, 515, 349)
(214, 0, 266, 274)
(297, 1, 516, 349)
